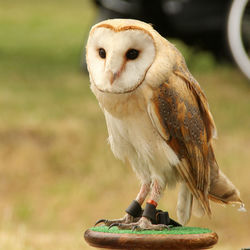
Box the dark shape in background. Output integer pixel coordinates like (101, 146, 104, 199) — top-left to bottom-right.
(92, 0, 250, 80)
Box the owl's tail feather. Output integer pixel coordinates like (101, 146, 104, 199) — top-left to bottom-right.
(192, 197, 205, 218)
(178, 163, 244, 225)
(208, 167, 243, 206)
(177, 183, 193, 225)
(177, 154, 244, 225)
(191, 167, 244, 220)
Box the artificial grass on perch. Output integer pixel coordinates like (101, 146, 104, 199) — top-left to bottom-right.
(84, 225, 218, 249)
(84, 18, 245, 248)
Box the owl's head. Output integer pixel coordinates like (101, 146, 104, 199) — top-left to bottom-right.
(86, 19, 161, 94)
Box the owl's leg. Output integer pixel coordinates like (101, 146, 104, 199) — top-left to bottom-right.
(94, 182, 151, 227)
(109, 179, 169, 230)
(135, 182, 151, 205)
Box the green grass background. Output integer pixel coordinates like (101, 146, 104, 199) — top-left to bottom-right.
(0, 0, 249, 249)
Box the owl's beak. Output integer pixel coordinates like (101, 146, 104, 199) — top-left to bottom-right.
(106, 70, 118, 85)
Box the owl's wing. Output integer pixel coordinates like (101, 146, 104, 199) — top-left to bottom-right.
(147, 63, 216, 215)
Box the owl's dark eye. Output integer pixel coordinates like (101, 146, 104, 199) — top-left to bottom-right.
(98, 48, 106, 59)
(126, 49, 139, 60)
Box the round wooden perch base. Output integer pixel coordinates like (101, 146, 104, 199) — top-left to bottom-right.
(84, 226, 218, 250)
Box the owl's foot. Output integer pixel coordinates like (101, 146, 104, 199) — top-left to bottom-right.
(94, 214, 140, 227)
(108, 201, 179, 230)
(95, 200, 143, 227)
(109, 216, 170, 231)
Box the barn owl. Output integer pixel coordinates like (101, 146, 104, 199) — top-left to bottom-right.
(86, 19, 244, 230)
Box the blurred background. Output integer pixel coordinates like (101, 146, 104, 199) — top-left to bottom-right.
(0, 0, 249, 249)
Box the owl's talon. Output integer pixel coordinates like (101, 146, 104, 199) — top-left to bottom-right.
(132, 225, 141, 231)
(109, 217, 171, 231)
(94, 214, 137, 228)
(163, 224, 170, 230)
(108, 223, 120, 230)
(94, 219, 107, 226)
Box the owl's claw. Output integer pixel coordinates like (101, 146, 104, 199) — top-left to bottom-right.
(94, 214, 137, 227)
(131, 225, 140, 231)
(158, 224, 170, 230)
(94, 219, 107, 226)
(108, 223, 120, 230)
(107, 217, 171, 231)
(94, 219, 122, 227)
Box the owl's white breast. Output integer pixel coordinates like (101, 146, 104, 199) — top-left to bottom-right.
(92, 83, 180, 187)
(90, 82, 146, 118)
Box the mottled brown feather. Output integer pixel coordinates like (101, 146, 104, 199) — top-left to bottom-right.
(173, 58, 217, 143)
(149, 70, 215, 215)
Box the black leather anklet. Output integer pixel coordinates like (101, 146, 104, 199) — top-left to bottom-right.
(156, 210, 182, 226)
(142, 202, 157, 224)
(125, 200, 142, 217)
